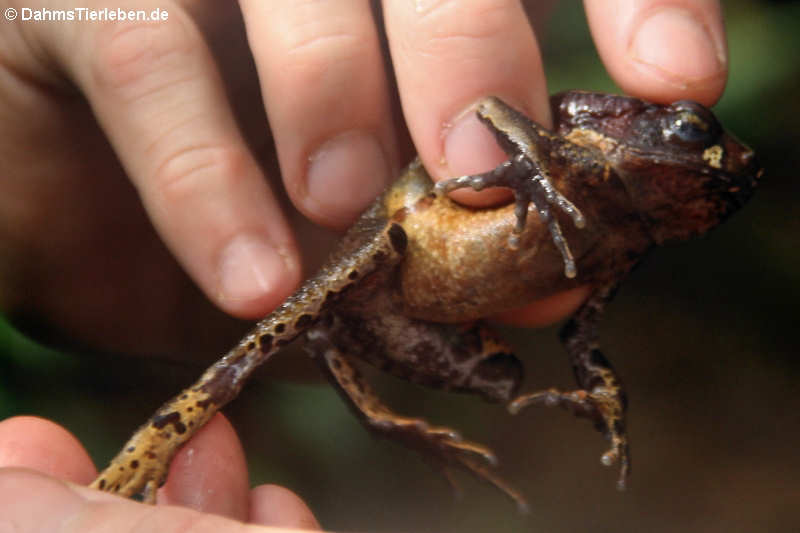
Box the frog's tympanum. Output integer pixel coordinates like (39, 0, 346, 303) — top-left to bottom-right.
(91, 91, 761, 510)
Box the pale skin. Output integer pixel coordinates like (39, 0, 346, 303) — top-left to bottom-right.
(0, 0, 728, 530)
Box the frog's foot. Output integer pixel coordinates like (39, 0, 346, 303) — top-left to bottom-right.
(91, 462, 161, 504)
(90, 386, 222, 502)
(90, 421, 175, 503)
(384, 416, 526, 512)
(309, 331, 528, 512)
(509, 386, 630, 490)
(434, 153, 585, 278)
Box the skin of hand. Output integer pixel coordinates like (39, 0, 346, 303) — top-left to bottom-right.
(0, 0, 728, 530)
(0, 414, 320, 530)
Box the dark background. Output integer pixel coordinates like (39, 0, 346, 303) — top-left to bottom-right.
(2, 1, 799, 531)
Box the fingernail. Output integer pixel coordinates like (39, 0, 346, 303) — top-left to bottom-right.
(444, 105, 507, 178)
(630, 8, 726, 85)
(441, 103, 513, 207)
(306, 131, 389, 226)
(218, 234, 287, 303)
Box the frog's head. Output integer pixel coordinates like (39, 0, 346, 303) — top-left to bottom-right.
(555, 92, 762, 244)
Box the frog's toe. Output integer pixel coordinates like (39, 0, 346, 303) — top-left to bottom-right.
(510, 386, 630, 489)
(315, 344, 525, 509)
(386, 418, 526, 507)
(434, 166, 510, 195)
(91, 464, 164, 503)
(90, 435, 176, 503)
(429, 427, 498, 467)
(435, 153, 583, 278)
(445, 451, 528, 513)
(389, 418, 496, 467)
(601, 439, 631, 491)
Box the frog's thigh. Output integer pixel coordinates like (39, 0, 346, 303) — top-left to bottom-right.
(443, 321, 523, 402)
(305, 326, 527, 509)
(308, 328, 490, 457)
(334, 311, 524, 403)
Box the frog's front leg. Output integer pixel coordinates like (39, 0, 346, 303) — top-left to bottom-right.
(509, 284, 630, 490)
(305, 324, 529, 513)
(435, 96, 585, 278)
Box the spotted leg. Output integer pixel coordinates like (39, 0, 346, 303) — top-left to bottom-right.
(434, 96, 585, 278)
(90, 221, 409, 501)
(509, 284, 631, 490)
(305, 325, 529, 513)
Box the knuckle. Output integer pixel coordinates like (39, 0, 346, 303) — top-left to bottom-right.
(416, 1, 510, 53)
(285, 25, 362, 61)
(89, 13, 195, 98)
(278, 26, 369, 87)
(151, 142, 249, 204)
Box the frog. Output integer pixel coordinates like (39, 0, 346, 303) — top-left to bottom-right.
(90, 90, 761, 510)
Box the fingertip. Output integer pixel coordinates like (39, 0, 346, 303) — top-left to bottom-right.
(301, 131, 393, 229)
(628, 7, 727, 104)
(440, 102, 514, 207)
(0, 416, 96, 484)
(586, 1, 727, 105)
(249, 484, 321, 530)
(384, 0, 550, 193)
(159, 414, 249, 519)
(216, 234, 302, 319)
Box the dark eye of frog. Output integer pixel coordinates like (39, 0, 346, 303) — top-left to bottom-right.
(662, 100, 721, 147)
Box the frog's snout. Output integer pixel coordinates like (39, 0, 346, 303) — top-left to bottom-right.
(725, 151, 761, 211)
(742, 149, 762, 190)
(740, 148, 757, 168)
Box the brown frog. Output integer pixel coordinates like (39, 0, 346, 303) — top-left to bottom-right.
(90, 91, 761, 510)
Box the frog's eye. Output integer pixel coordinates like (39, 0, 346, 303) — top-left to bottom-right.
(662, 100, 721, 146)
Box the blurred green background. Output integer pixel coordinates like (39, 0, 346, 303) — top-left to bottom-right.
(2, 0, 799, 531)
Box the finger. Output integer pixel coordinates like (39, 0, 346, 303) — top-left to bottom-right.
(584, 0, 727, 105)
(384, 1, 590, 324)
(383, 0, 549, 204)
(240, 0, 396, 228)
(249, 484, 320, 530)
(159, 414, 249, 520)
(0, 416, 96, 484)
(492, 286, 592, 327)
(43, 2, 300, 318)
(0, 469, 307, 533)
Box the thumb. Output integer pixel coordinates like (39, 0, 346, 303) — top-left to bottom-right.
(0, 468, 309, 533)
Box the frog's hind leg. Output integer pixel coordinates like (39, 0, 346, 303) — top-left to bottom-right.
(509, 283, 630, 490)
(89, 220, 409, 501)
(305, 325, 529, 513)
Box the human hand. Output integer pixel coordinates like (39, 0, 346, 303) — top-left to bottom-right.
(0, 414, 320, 531)
(0, 1, 728, 354)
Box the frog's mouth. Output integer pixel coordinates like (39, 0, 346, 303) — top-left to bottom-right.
(713, 153, 762, 214)
(619, 154, 762, 246)
(666, 146, 761, 220)
(715, 135, 763, 209)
